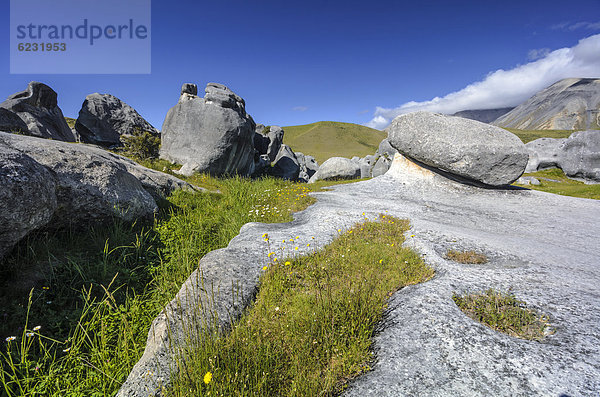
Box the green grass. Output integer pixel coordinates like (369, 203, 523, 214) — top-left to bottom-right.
(168, 215, 434, 396)
(517, 168, 600, 200)
(445, 250, 488, 264)
(64, 117, 76, 129)
(453, 289, 549, 341)
(282, 121, 386, 164)
(503, 128, 574, 144)
(0, 167, 368, 396)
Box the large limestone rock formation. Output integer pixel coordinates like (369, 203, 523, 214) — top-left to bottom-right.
(161, 83, 256, 177)
(309, 157, 360, 183)
(388, 112, 528, 186)
(0, 132, 193, 259)
(75, 93, 159, 147)
(0, 81, 76, 141)
(526, 130, 600, 181)
(493, 78, 600, 130)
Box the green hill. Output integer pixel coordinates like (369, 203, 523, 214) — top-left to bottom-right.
(282, 121, 386, 164)
(503, 128, 575, 143)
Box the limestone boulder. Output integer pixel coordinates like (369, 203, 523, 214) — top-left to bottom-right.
(524, 138, 566, 173)
(160, 83, 256, 177)
(75, 93, 159, 147)
(0, 132, 192, 234)
(0, 142, 57, 259)
(269, 144, 300, 180)
(0, 82, 76, 142)
(387, 112, 528, 186)
(309, 157, 360, 183)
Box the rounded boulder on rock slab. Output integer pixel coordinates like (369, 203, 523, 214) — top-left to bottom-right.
(75, 93, 159, 147)
(0, 142, 57, 260)
(160, 83, 256, 177)
(0, 81, 76, 142)
(308, 156, 360, 183)
(387, 111, 528, 186)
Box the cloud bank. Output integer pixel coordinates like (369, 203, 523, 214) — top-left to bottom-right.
(366, 34, 600, 130)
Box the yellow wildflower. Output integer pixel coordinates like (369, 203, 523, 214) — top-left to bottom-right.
(204, 371, 212, 384)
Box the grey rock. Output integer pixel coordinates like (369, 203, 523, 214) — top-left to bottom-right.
(119, 151, 600, 397)
(0, 108, 28, 133)
(308, 157, 360, 183)
(0, 143, 57, 259)
(0, 132, 192, 231)
(452, 107, 515, 124)
(295, 152, 319, 182)
(160, 83, 256, 177)
(75, 93, 159, 147)
(524, 137, 566, 172)
(358, 155, 376, 178)
(515, 176, 541, 186)
(525, 131, 600, 182)
(559, 130, 600, 181)
(268, 144, 299, 180)
(180, 83, 197, 96)
(388, 112, 528, 186)
(493, 78, 600, 130)
(0, 82, 75, 142)
(371, 155, 391, 177)
(376, 138, 398, 159)
(266, 126, 284, 162)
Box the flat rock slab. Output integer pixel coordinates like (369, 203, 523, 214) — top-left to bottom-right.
(120, 154, 600, 396)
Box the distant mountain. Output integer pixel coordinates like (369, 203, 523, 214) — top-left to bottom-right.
(452, 108, 514, 123)
(282, 121, 386, 164)
(493, 78, 600, 130)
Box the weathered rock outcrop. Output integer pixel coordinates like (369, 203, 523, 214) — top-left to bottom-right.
(493, 78, 600, 130)
(75, 93, 159, 147)
(268, 144, 300, 180)
(0, 82, 76, 141)
(160, 83, 256, 177)
(295, 152, 319, 182)
(0, 144, 57, 259)
(388, 112, 528, 186)
(371, 156, 392, 177)
(0, 132, 193, 259)
(524, 138, 566, 172)
(309, 157, 360, 183)
(526, 130, 600, 181)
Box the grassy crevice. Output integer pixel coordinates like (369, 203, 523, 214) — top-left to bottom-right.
(453, 289, 549, 341)
(169, 215, 434, 396)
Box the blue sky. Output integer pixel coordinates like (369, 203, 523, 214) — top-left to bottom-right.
(1, 0, 599, 130)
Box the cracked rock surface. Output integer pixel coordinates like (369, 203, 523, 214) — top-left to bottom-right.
(119, 153, 600, 396)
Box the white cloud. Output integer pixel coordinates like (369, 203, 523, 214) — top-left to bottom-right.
(292, 106, 308, 112)
(527, 48, 550, 61)
(365, 34, 600, 130)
